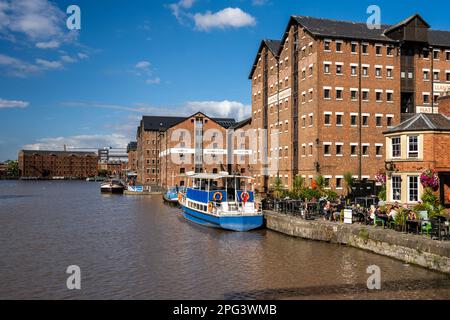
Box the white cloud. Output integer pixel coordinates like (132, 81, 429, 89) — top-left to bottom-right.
(193, 8, 256, 31)
(135, 61, 151, 70)
(0, 51, 88, 77)
(35, 40, 60, 49)
(252, 0, 269, 6)
(146, 78, 161, 85)
(35, 58, 63, 69)
(133, 60, 161, 84)
(185, 100, 251, 120)
(60, 55, 77, 63)
(23, 134, 130, 151)
(62, 100, 251, 121)
(0, 98, 29, 109)
(169, 0, 195, 22)
(0, 53, 40, 76)
(0, 0, 75, 44)
(77, 52, 89, 59)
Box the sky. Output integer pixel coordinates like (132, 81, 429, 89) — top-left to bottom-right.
(0, 0, 449, 161)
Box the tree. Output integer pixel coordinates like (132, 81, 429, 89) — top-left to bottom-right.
(343, 172, 354, 196)
(314, 175, 325, 193)
(292, 175, 305, 199)
(97, 169, 108, 177)
(272, 176, 285, 199)
(5, 160, 19, 178)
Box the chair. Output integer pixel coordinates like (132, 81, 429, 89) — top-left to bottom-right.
(373, 215, 385, 228)
(421, 221, 432, 237)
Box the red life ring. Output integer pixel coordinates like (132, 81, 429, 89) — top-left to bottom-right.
(241, 192, 250, 204)
(213, 192, 223, 202)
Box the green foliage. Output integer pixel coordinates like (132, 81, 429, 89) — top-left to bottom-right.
(324, 190, 338, 201)
(421, 187, 439, 207)
(98, 169, 108, 177)
(394, 208, 408, 226)
(5, 160, 19, 177)
(378, 185, 386, 201)
(298, 188, 322, 201)
(272, 176, 285, 199)
(343, 172, 354, 195)
(291, 175, 305, 199)
(419, 187, 447, 219)
(314, 175, 325, 191)
(359, 228, 369, 241)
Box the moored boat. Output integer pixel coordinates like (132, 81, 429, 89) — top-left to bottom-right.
(178, 172, 263, 232)
(163, 186, 182, 204)
(100, 179, 125, 194)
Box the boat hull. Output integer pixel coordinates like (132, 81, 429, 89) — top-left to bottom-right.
(181, 205, 263, 232)
(163, 194, 179, 204)
(101, 187, 124, 194)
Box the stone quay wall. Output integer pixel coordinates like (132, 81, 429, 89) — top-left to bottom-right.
(265, 211, 450, 274)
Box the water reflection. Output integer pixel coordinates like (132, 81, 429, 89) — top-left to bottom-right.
(0, 180, 449, 300)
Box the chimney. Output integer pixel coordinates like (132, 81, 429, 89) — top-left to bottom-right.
(438, 95, 450, 117)
(64, 144, 66, 152)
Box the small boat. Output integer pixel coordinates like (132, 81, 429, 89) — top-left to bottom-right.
(100, 179, 125, 194)
(163, 187, 183, 204)
(178, 172, 263, 232)
(87, 176, 106, 182)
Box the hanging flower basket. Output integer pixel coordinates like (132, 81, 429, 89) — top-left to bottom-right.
(375, 169, 387, 185)
(420, 169, 439, 191)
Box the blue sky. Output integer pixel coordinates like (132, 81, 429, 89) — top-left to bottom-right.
(0, 0, 449, 161)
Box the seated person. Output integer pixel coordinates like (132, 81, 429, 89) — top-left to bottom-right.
(323, 201, 333, 221)
(388, 206, 398, 222)
(407, 210, 417, 221)
(333, 199, 344, 221)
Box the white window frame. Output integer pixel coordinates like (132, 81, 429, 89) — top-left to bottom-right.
(407, 135, 419, 158)
(391, 175, 402, 202)
(391, 136, 401, 158)
(407, 176, 419, 203)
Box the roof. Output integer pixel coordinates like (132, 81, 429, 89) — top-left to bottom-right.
(214, 118, 237, 129)
(383, 13, 430, 35)
(141, 113, 236, 132)
(275, 14, 450, 56)
(292, 15, 395, 43)
(229, 117, 252, 130)
(127, 142, 137, 153)
(20, 150, 97, 156)
(428, 30, 450, 47)
(384, 113, 450, 134)
(248, 39, 281, 79)
(142, 116, 187, 131)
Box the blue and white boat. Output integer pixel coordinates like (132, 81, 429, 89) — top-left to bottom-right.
(163, 186, 183, 204)
(178, 172, 263, 232)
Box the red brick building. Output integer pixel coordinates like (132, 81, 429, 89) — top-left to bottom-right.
(135, 114, 237, 187)
(249, 14, 450, 193)
(126, 142, 138, 174)
(384, 96, 450, 207)
(18, 150, 98, 179)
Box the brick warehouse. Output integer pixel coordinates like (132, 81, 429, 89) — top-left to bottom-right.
(159, 112, 254, 189)
(134, 114, 239, 186)
(249, 13, 450, 193)
(18, 150, 98, 179)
